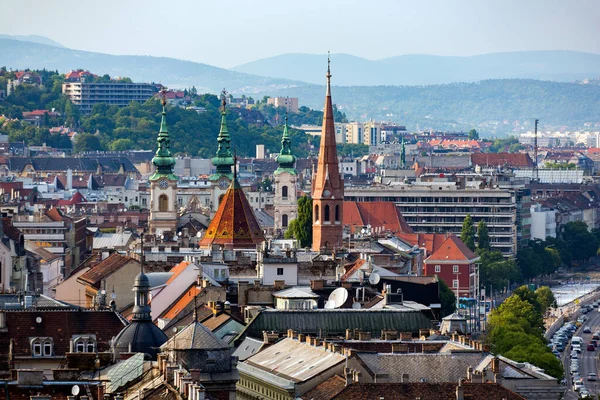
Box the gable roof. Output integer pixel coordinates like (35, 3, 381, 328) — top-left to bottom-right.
(78, 253, 137, 286)
(160, 320, 229, 350)
(160, 285, 201, 320)
(396, 233, 448, 255)
(302, 375, 347, 400)
(425, 234, 479, 263)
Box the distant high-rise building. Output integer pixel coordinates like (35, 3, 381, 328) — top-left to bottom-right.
(62, 81, 157, 113)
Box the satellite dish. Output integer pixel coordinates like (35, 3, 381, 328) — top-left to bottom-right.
(35, 317, 42, 324)
(196, 231, 202, 238)
(71, 385, 80, 396)
(111, 293, 117, 299)
(329, 288, 349, 308)
(352, 302, 362, 309)
(369, 273, 381, 285)
(324, 300, 336, 309)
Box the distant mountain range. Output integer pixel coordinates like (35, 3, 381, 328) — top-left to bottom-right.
(232, 51, 600, 86)
(0, 34, 64, 48)
(0, 38, 302, 93)
(1, 36, 599, 132)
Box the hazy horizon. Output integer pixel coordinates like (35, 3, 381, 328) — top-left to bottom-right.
(1, 0, 599, 68)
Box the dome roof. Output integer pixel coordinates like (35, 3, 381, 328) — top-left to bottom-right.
(113, 320, 167, 360)
(134, 271, 149, 288)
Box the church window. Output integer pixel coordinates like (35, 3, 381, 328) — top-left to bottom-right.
(282, 185, 288, 199)
(315, 205, 319, 222)
(335, 205, 340, 221)
(324, 205, 330, 222)
(282, 214, 288, 227)
(159, 194, 169, 212)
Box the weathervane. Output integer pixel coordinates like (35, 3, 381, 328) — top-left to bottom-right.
(327, 50, 331, 79)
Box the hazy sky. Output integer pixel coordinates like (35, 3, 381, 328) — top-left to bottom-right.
(2, 0, 599, 68)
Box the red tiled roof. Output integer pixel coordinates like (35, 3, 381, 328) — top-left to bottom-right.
(425, 234, 479, 263)
(165, 261, 191, 285)
(78, 253, 136, 287)
(471, 152, 534, 167)
(395, 233, 448, 255)
(161, 285, 200, 320)
(333, 382, 526, 400)
(45, 207, 64, 222)
(303, 374, 346, 400)
(343, 201, 414, 235)
(57, 191, 87, 206)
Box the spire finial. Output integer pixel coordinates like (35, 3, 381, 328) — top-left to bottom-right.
(326, 52, 332, 96)
(220, 88, 228, 113)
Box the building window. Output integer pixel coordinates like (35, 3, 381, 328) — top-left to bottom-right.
(453, 265, 459, 273)
(282, 186, 288, 199)
(314, 205, 319, 222)
(277, 268, 284, 276)
(335, 205, 340, 222)
(73, 336, 96, 353)
(31, 337, 53, 357)
(282, 214, 288, 227)
(435, 265, 441, 273)
(324, 205, 330, 222)
(453, 279, 459, 288)
(159, 194, 169, 212)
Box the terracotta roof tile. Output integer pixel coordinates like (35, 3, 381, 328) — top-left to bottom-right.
(471, 152, 534, 167)
(343, 201, 413, 234)
(341, 259, 366, 282)
(302, 374, 346, 400)
(161, 285, 200, 320)
(165, 261, 191, 285)
(425, 234, 479, 262)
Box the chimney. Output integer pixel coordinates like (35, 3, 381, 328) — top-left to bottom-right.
(67, 168, 73, 190)
(263, 331, 279, 345)
(467, 366, 473, 381)
(297, 333, 305, 342)
(237, 281, 249, 306)
(254, 280, 261, 288)
(310, 279, 324, 290)
(456, 380, 464, 400)
(358, 331, 371, 341)
(345, 329, 353, 340)
(491, 356, 500, 373)
(344, 367, 353, 386)
(273, 280, 285, 290)
(401, 373, 409, 383)
(305, 335, 312, 345)
(352, 370, 361, 383)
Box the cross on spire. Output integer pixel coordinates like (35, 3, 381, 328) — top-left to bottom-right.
(160, 87, 168, 107)
(220, 88, 228, 112)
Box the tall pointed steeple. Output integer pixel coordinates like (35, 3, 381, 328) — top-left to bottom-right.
(211, 89, 234, 179)
(275, 115, 297, 175)
(150, 93, 177, 181)
(312, 54, 344, 251)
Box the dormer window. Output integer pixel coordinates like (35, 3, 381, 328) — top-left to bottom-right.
(72, 335, 97, 353)
(30, 337, 53, 357)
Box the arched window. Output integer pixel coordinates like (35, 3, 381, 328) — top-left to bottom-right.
(314, 205, 319, 222)
(159, 194, 169, 212)
(282, 214, 289, 227)
(335, 205, 340, 222)
(324, 205, 330, 222)
(282, 186, 288, 198)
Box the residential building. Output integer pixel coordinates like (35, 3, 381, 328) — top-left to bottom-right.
(6, 71, 42, 96)
(345, 121, 363, 144)
(62, 81, 157, 113)
(345, 179, 519, 256)
(267, 97, 299, 113)
(363, 121, 382, 146)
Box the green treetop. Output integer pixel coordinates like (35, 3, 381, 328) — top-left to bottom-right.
(461, 214, 476, 252)
(275, 116, 297, 175)
(211, 93, 234, 179)
(150, 98, 177, 181)
(477, 219, 491, 250)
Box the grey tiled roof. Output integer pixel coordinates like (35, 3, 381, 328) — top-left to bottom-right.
(357, 352, 485, 383)
(161, 321, 229, 350)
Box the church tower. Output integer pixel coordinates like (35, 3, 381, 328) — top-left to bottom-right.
(149, 95, 178, 235)
(312, 57, 343, 251)
(274, 116, 298, 235)
(209, 91, 235, 212)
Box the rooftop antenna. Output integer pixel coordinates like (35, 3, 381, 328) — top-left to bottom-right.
(140, 230, 145, 274)
(534, 118, 539, 181)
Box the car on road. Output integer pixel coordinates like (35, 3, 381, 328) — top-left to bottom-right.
(583, 326, 592, 333)
(587, 343, 595, 351)
(573, 380, 584, 392)
(587, 373, 597, 381)
(580, 388, 591, 398)
(593, 332, 600, 340)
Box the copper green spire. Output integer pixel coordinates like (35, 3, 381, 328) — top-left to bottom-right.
(211, 89, 234, 179)
(275, 115, 296, 175)
(150, 93, 177, 181)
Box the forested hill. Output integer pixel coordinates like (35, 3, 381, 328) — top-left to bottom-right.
(257, 79, 600, 133)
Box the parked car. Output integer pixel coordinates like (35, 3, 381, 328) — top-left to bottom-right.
(587, 343, 595, 351)
(573, 380, 584, 391)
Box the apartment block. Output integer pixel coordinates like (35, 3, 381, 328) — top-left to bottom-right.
(345, 180, 520, 256)
(62, 81, 157, 113)
(266, 97, 299, 113)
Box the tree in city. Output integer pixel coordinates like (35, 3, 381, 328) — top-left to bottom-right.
(562, 221, 599, 264)
(477, 248, 520, 293)
(468, 128, 479, 140)
(73, 133, 104, 153)
(512, 285, 543, 316)
(460, 214, 475, 252)
(476, 219, 490, 250)
(285, 196, 312, 248)
(535, 286, 556, 311)
(438, 278, 456, 317)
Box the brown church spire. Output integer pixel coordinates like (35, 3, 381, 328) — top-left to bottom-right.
(312, 54, 343, 251)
